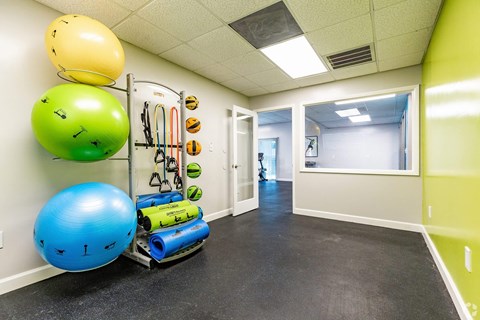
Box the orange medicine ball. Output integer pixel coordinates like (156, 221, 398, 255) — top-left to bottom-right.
(186, 140, 202, 156)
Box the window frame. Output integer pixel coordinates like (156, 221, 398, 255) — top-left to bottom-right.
(299, 85, 420, 176)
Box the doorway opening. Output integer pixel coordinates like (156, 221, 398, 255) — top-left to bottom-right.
(258, 138, 278, 180)
(257, 107, 293, 211)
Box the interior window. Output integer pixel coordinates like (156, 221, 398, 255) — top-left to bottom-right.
(302, 86, 419, 176)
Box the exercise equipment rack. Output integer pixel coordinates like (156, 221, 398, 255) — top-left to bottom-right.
(57, 71, 203, 268)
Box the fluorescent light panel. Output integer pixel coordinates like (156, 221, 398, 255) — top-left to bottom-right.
(335, 94, 396, 105)
(349, 115, 371, 123)
(335, 108, 360, 117)
(260, 36, 328, 79)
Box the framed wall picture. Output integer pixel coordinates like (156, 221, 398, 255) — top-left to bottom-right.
(305, 136, 318, 157)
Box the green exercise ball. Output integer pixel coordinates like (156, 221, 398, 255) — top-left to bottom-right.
(31, 84, 129, 161)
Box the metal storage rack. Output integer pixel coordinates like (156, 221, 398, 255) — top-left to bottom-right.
(58, 70, 204, 268)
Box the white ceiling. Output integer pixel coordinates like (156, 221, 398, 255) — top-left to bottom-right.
(34, 0, 443, 97)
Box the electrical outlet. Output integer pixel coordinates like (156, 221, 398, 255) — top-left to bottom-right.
(428, 205, 432, 219)
(465, 246, 472, 272)
(0, 230, 3, 249)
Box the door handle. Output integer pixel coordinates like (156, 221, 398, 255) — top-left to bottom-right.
(233, 164, 239, 169)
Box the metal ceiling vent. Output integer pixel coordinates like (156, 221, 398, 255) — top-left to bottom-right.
(229, 1, 303, 49)
(326, 44, 374, 69)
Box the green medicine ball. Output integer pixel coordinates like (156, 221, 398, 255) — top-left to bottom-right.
(187, 185, 202, 201)
(187, 162, 202, 178)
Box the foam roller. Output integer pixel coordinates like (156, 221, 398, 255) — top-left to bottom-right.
(149, 219, 210, 260)
(136, 191, 183, 210)
(137, 200, 191, 225)
(143, 205, 200, 232)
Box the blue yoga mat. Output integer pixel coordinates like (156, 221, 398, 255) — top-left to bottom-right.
(148, 218, 209, 261)
(136, 191, 183, 210)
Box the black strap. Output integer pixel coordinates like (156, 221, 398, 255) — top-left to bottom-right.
(141, 101, 153, 148)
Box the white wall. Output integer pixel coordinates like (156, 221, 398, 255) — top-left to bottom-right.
(316, 123, 401, 170)
(0, 0, 248, 286)
(258, 122, 292, 181)
(250, 66, 422, 227)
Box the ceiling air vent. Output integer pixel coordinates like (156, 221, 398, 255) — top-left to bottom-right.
(325, 45, 374, 69)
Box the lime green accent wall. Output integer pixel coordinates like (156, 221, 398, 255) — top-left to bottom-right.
(423, 0, 480, 315)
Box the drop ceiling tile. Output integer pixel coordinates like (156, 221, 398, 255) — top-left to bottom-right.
(245, 69, 291, 86)
(221, 77, 258, 92)
(35, 0, 131, 27)
(294, 73, 335, 87)
(286, 0, 370, 32)
(331, 62, 378, 80)
(195, 63, 240, 83)
(372, 0, 404, 10)
(307, 14, 373, 56)
(160, 44, 215, 71)
(189, 26, 254, 62)
(378, 51, 424, 72)
(113, 15, 181, 54)
(263, 80, 300, 93)
(374, 0, 441, 40)
(137, 0, 223, 41)
(111, 0, 150, 11)
(198, 0, 278, 23)
(376, 28, 431, 60)
(222, 52, 275, 76)
(241, 87, 270, 97)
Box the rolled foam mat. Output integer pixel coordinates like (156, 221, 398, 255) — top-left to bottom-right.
(148, 219, 210, 260)
(143, 205, 200, 231)
(137, 200, 191, 225)
(136, 191, 183, 210)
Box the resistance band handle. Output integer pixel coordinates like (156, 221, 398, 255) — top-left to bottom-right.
(154, 149, 165, 164)
(160, 180, 172, 193)
(149, 172, 162, 187)
(166, 157, 178, 172)
(174, 174, 183, 191)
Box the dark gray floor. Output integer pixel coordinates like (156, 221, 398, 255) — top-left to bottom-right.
(1, 181, 459, 320)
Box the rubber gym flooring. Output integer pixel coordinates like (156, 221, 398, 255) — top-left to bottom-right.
(1, 181, 459, 320)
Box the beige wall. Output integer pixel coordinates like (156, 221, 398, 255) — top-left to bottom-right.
(250, 66, 423, 226)
(0, 0, 247, 283)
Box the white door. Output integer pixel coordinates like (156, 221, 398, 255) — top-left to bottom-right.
(232, 105, 258, 216)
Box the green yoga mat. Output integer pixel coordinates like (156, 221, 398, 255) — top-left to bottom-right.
(137, 200, 191, 225)
(143, 205, 200, 231)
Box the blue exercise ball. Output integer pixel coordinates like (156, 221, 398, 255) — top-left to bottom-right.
(33, 182, 136, 272)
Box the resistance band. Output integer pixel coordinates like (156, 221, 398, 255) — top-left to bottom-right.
(140, 101, 153, 147)
(148, 104, 163, 188)
(148, 219, 210, 261)
(152, 104, 172, 193)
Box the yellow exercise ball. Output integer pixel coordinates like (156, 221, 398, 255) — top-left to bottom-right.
(45, 14, 125, 86)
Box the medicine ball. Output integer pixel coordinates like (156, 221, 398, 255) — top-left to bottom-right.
(185, 96, 199, 110)
(186, 140, 202, 156)
(186, 117, 201, 133)
(187, 185, 203, 201)
(187, 162, 202, 178)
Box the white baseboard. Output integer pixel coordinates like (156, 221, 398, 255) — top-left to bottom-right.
(0, 264, 64, 296)
(203, 208, 232, 222)
(294, 208, 423, 232)
(275, 178, 293, 182)
(421, 227, 472, 320)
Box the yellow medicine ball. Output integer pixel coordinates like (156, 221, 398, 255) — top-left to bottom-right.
(186, 117, 201, 134)
(186, 140, 202, 156)
(185, 96, 199, 110)
(45, 14, 125, 86)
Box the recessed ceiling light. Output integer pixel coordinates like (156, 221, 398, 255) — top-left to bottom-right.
(335, 94, 396, 105)
(335, 108, 360, 117)
(349, 115, 371, 123)
(260, 36, 328, 79)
